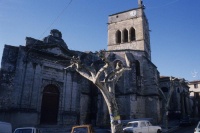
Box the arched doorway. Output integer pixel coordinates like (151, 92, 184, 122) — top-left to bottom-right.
(40, 84, 59, 124)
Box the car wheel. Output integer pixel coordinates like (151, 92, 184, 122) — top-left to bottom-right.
(157, 129, 162, 133)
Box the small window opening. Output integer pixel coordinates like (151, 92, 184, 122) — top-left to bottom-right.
(116, 30, 121, 44)
(130, 27, 136, 41)
(194, 84, 198, 88)
(123, 29, 128, 43)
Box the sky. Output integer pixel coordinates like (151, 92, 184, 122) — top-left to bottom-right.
(0, 0, 200, 82)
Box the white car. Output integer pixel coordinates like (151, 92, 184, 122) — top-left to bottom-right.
(194, 121, 200, 133)
(13, 127, 42, 133)
(123, 120, 162, 133)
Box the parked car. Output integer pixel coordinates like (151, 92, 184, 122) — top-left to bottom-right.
(71, 125, 111, 133)
(71, 125, 95, 133)
(13, 127, 42, 133)
(0, 121, 12, 133)
(194, 121, 200, 133)
(123, 120, 162, 133)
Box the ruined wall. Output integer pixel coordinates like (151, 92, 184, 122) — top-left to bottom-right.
(159, 77, 191, 120)
(0, 43, 92, 128)
(0, 45, 18, 110)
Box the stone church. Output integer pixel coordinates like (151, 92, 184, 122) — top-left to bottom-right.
(0, 0, 161, 129)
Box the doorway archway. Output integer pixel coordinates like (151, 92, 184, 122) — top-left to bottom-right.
(40, 84, 59, 124)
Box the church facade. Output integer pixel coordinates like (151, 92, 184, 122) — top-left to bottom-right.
(0, 1, 161, 129)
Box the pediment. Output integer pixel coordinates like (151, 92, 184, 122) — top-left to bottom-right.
(25, 37, 73, 57)
(37, 44, 75, 58)
(37, 43, 68, 55)
(46, 45, 63, 55)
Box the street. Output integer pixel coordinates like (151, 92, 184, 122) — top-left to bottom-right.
(171, 125, 196, 133)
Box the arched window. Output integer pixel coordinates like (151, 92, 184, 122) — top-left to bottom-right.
(135, 60, 141, 87)
(136, 60, 140, 77)
(130, 27, 136, 41)
(116, 30, 121, 44)
(123, 29, 128, 43)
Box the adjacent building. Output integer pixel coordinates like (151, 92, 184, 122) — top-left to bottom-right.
(188, 80, 200, 117)
(159, 76, 192, 120)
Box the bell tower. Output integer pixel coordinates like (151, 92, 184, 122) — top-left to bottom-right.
(107, 0, 151, 60)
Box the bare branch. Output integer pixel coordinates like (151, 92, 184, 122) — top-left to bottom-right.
(113, 68, 125, 84)
(158, 88, 167, 102)
(105, 61, 125, 83)
(76, 67, 94, 81)
(95, 63, 108, 82)
(65, 56, 95, 81)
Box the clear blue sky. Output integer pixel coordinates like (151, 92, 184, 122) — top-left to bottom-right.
(0, 0, 200, 81)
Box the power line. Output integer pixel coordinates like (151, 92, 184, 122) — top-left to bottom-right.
(38, 0, 73, 40)
(26, 0, 73, 56)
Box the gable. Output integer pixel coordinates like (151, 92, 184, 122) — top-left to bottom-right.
(25, 37, 73, 57)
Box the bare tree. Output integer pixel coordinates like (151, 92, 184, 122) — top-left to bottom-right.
(65, 50, 129, 133)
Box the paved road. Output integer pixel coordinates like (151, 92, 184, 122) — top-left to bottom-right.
(171, 125, 196, 133)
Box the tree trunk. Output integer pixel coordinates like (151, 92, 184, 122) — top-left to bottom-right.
(99, 88, 123, 133)
(109, 106, 123, 133)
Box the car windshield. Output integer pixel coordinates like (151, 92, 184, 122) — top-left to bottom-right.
(147, 121, 152, 126)
(14, 129, 32, 133)
(72, 127, 88, 133)
(126, 122, 138, 127)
